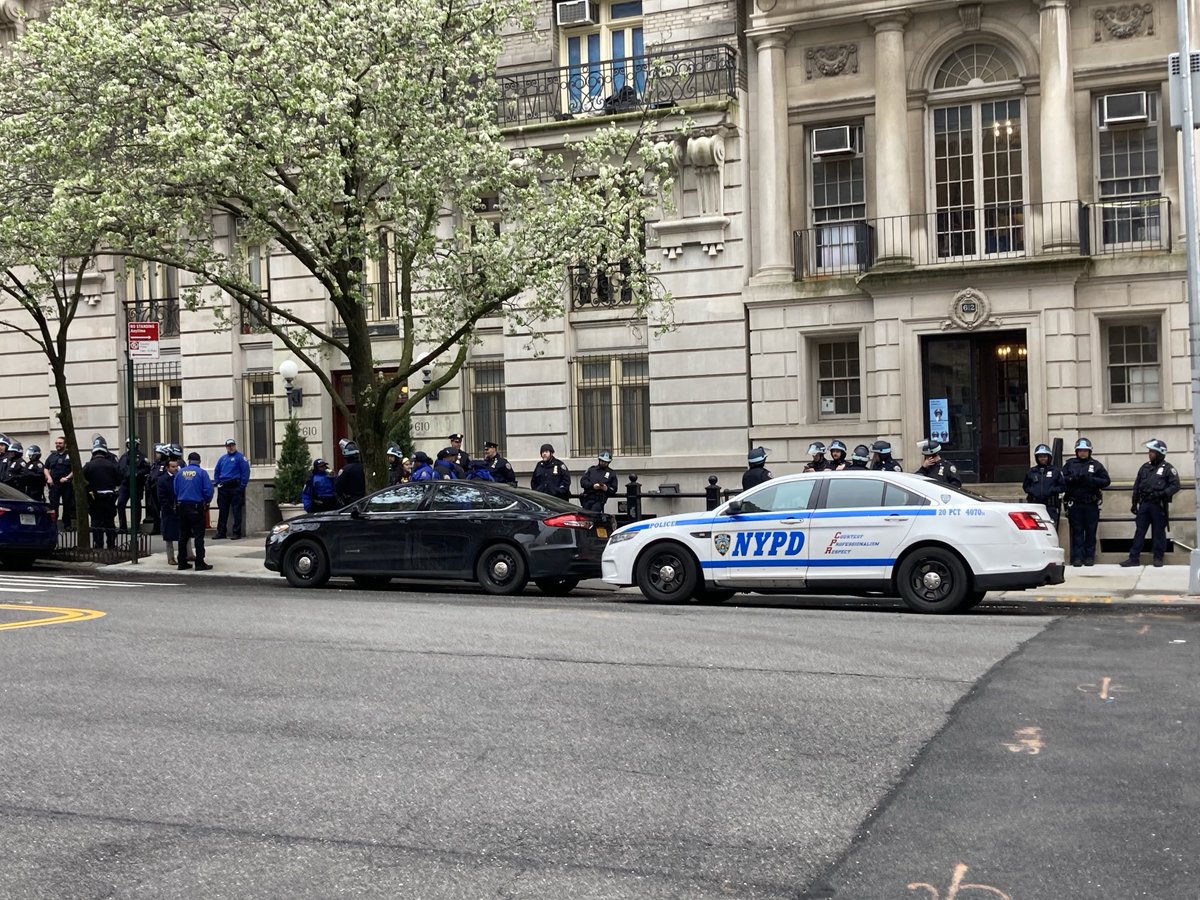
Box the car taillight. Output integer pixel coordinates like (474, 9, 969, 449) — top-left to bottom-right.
(1008, 511, 1046, 531)
(0, 506, 9, 516)
(47, 510, 56, 522)
(543, 513, 594, 530)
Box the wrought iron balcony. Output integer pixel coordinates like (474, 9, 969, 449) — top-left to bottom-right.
(571, 264, 632, 309)
(793, 223, 876, 278)
(127, 297, 180, 338)
(1081, 196, 1171, 255)
(498, 43, 737, 128)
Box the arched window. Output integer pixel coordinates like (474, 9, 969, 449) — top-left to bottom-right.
(930, 44, 1025, 259)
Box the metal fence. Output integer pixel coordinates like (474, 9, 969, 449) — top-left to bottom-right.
(51, 527, 152, 564)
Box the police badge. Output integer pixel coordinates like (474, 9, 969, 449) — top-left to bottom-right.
(714, 533, 731, 556)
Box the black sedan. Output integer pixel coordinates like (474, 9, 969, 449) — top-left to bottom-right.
(265, 480, 614, 594)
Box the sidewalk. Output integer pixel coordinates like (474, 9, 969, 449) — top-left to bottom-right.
(99, 534, 1200, 604)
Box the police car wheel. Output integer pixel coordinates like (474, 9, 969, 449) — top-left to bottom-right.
(636, 543, 698, 603)
(476, 544, 528, 596)
(896, 547, 969, 613)
(692, 585, 735, 604)
(352, 575, 392, 590)
(283, 539, 330, 589)
(534, 578, 579, 596)
(962, 589, 988, 610)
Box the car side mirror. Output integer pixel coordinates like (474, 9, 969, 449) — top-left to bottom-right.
(350, 504, 365, 518)
(725, 499, 743, 515)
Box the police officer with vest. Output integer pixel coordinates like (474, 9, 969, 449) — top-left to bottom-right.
(117, 438, 150, 533)
(743, 446, 772, 490)
(869, 440, 903, 473)
(174, 451, 214, 570)
(83, 436, 121, 548)
(1022, 443, 1064, 528)
(848, 444, 871, 470)
(386, 445, 407, 485)
(482, 441, 516, 485)
(531, 443, 571, 499)
(4, 439, 27, 491)
(22, 445, 47, 502)
(144, 444, 170, 534)
(915, 439, 962, 486)
(580, 451, 618, 512)
(335, 439, 366, 505)
(803, 441, 829, 472)
(45, 436, 74, 527)
(444, 433, 470, 477)
(0, 435, 10, 485)
(1061, 437, 1111, 567)
(1120, 438, 1180, 568)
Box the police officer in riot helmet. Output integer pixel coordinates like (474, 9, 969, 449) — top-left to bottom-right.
(1120, 438, 1180, 568)
(803, 441, 829, 472)
(914, 439, 962, 487)
(580, 451, 618, 512)
(83, 436, 121, 549)
(23, 445, 47, 502)
(827, 440, 849, 471)
(386, 444, 407, 486)
(1061, 437, 1111, 567)
(743, 446, 772, 490)
(334, 439, 366, 505)
(848, 444, 871, 470)
(0, 435, 10, 485)
(869, 439, 903, 472)
(116, 438, 150, 533)
(1023, 443, 1064, 529)
(5, 439, 28, 492)
(144, 443, 170, 535)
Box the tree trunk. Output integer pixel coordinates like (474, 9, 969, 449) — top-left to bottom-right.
(50, 357, 90, 546)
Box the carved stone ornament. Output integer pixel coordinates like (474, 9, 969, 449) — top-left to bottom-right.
(958, 3, 983, 31)
(756, 0, 779, 11)
(942, 287, 1000, 331)
(1093, 4, 1154, 41)
(805, 44, 859, 80)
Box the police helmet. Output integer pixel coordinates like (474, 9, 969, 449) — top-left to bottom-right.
(91, 436, 108, 455)
(1033, 443, 1052, 459)
(851, 444, 871, 464)
(339, 439, 360, 458)
(386, 444, 403, 459)
(153, 443, 168, 457)
(0, 434, 9, 450)
(1145, 438, 1168, 456)
(829, 439, 848, 455)
(918, 439, 941, 457)
(870, 440, 893, 455)
(747, 446, 768, 465)
(1074, 437, 1093, 452)
(125, 437, 139, 449)
(807, 441, 826, 456)
(8, 439, 22, 454)
(598, 450, 613, 462)
(168, 444, 182, 459)
(26, 444, 40, 459)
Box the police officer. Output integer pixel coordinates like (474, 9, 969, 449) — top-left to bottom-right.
(386, 445, 407, 485)
(482, 441, 516, 485)
(335, 439, 366, 504)
(408, 451, 436, 482)
(531, 443, 571, 499)
(1023, 443, 1064, 528)
(0, 435, 10, 485)
(444, 433, 470, 476)
(433, 448, 460, 479)
(144, 444, 170, 535)
(23, 445, 47, 502)
(83, 436, 121, 549)
(116, 438, 150, 533)
(803, 441, 829, 472)
(743, 446, 772, 490)
(174, 451, 214, 570)
(4, 439, 27, 491)
(580, 451, 618, 512)
(868, 440, 903, 473)
(1061, 437, 1111, 567)
(301, 459, 340, 512)
(45, 436, 74, 527)
(914, 440, 962, 487)
(157, 454, 182, 566)
(1120, 438, 1180, 568)
(213, 437, 250, 539)
(848, 445, 871, 470)
(827, 440, 849, 471)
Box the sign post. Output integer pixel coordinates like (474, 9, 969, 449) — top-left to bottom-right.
(124, 321, 159, 564)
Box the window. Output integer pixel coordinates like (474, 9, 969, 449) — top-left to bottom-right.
(574, 353, 650, 456)
(823, 479, 887, 509)
(1105, 320, 1160, 406)
(931, 45, 1024, 259)
(244, 373, 275, 466)
(570, 217, 645, 309)
(465, 360, 507, 448)
(132, 361, 182, 447)
(125, 262, 180, 338)
(365, 483, 428, 513)
(1097, 91, 1162, 247)
(430, 483, 515, 511)
(562, 1, 644, 116)
(816, 338, 861, 417)
(738, 480, 816, 514)
(810, 125, 866, 271)
(364, 226, 397, 322)
(235, 221, 272, 335)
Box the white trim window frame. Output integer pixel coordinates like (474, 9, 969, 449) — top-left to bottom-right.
(560, 1, 645, 117)
(809, 124, 867, 273)
(573, 352, 650, 456)
(244, 372, 276, 466)
(1095, 90, 1163, 250)
(1103, 316, 1162, 409)
(811, 333, 863, 419)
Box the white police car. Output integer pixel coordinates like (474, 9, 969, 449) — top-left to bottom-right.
(602, 470, 1065, 613)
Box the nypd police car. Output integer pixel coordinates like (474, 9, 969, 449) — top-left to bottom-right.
(602, 470, 1065, 613)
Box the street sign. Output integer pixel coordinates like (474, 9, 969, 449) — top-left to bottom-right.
(127, 321, 160, 359)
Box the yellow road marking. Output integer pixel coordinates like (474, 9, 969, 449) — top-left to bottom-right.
(0, 603, 106, 631)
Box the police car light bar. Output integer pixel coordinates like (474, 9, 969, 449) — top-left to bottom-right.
(1008, 511, 1047, 531)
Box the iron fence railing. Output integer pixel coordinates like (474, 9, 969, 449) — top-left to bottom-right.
(498, 43, 737, 127)
(570, 264, 633, 309)
(792, 222, 876, 278)
(1081, 197, 1171, 255)
(51, 526, 152, 563)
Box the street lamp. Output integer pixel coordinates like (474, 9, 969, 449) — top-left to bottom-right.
(422, 368, 439, 411)
(279, 359, 302, 410)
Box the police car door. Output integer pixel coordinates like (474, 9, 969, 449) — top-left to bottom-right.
(806, 477, 924, 584)
(710, 478, 816, 588)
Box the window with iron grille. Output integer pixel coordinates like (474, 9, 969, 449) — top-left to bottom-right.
(573, 353, 650, 456)
(244, 373, 276, 465)
(815, 338, 861, 417)
(465, 360, 507, 449)
(125, 261, 181, 338)
(132, 361, 183, 447)
(1097, 91, 1162, 246)
(1105, 320, 1160, 407)
(570, 217, 646, 309)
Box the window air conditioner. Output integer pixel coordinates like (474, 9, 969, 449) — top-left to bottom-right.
(1101, 91, 1149, 126)
(811, 125, 855, 157)
(556, 0, 599, 27)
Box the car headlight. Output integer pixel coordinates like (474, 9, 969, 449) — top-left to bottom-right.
(608, 530, 638, 545)
(271, 522, 291, 536)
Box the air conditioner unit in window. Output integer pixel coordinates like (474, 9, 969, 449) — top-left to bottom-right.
(1101, 91, 1149, 126)
(556, 0, 599, 27)
(811, 125, 855, 157)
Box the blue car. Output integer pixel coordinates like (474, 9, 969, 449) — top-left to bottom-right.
(0, 482, 58, 567)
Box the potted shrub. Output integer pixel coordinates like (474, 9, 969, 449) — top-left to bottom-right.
(274, 416, 311, 520)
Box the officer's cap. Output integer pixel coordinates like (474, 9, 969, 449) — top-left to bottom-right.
(747, 446, 768, 465)
(918, 439, 942, 457)
(187, 451, 201, 462)
(483, 441, 498, 450)
(437, 448, 455, 460)
(448, 433, 464, 442)
(412, 451, 431, 464)
(1145, 438, 1168, 456)
(598, 450, 613, 462)
(313, 458, 328, 470)
(225, 438, 237, 446)
(540, 443, 555, 454)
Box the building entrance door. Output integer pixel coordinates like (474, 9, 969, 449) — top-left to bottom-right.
(921, 331, 1029, 483)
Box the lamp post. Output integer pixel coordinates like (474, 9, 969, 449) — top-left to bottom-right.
(278, 359, 302, 411)
(422, 368, 439, 412)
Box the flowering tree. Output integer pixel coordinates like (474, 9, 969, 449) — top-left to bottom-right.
(0, 0, 677, 490)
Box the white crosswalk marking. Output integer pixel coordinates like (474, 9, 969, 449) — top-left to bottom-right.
(0, 574, 182, 593)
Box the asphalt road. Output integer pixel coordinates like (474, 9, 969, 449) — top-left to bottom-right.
(1, 577, 1196, 899)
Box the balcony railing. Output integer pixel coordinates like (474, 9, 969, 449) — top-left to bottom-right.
(128, 297, 180, 338)
(571, 264, 633, 309)
(498, 44, 737, 128)
(792, 198, 1172, 280)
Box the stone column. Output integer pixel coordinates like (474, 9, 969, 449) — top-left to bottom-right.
(870, 14, 912, 264)
(1038, 0, 1080, 249)
(751, 30, 794, 282)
